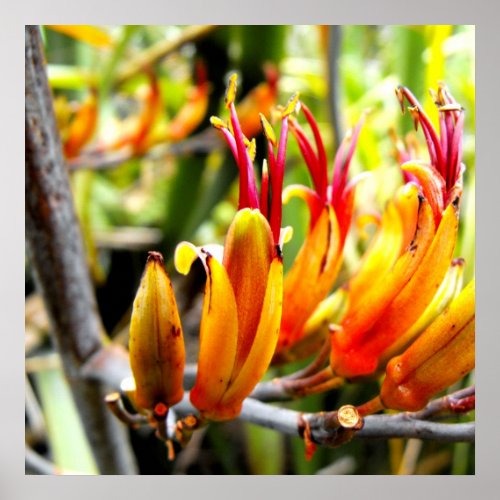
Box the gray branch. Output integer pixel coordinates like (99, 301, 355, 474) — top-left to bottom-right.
(82, 346, 474, 445)
(357, 414, 475, 443)
(25, 25, 136, 475)
(237, 398, 474, 444)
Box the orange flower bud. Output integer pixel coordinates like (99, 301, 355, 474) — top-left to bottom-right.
(129, 252, 185, 413)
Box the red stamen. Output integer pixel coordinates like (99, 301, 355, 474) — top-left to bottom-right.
(269, 116, 290, 244)
(331, 114, 365, 209)
(301, 104, 328, 199)
(335, 174, 365, 244)
(444, 112, 455, 177)
(229, 102, 259, 210)
(448, 111, 464, 190)
(260, 159, 269, 220)
(331, 135, 348, 205)
(218, 125, 239, 162)
(438, 111, 449, 159)
(398, 87, 446, 177)
(290, 120, 327, 200)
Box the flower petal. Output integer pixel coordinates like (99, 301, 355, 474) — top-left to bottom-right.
(278, 205, 341, 350)
(218, 256, 283, 416)
(282, 184, 324, 227)
(331, 198, 436, 377)
(223, 208, 274, 378)
(379, 257, 465, 366)
(380, 280, 475, 411)
(347, 185, 417, 313)
(401, 160, 446, 225)
(274, 288, 348, 364)
(174, 242, 238, 416)
(346, 200, 460, 376)
(63, 90, 98, 158)
(393, 182, 421, 251)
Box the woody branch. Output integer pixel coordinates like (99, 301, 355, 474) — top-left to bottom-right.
(25, 25, 136, 475)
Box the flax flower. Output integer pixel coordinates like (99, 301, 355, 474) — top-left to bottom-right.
(380, 279, 474, 411)
(174, 74, 295, 421)
(330, 84, 465, 379)
(273, 103, 366, 361)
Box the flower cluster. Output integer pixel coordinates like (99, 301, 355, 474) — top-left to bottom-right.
(114, 75, 474, 451)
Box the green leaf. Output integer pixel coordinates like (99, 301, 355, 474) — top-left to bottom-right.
(34, 367, 98, 474)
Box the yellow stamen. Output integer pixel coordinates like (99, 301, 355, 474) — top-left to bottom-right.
(282, 92, 300, 118)
(259, 113, 277, 146)
(210, 116, 228, 130)
(225, 73, 238, 108)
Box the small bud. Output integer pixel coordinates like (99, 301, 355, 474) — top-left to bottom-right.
(129, 251, 185, 413)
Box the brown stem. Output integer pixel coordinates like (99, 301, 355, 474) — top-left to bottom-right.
(281, 337, 331, 381)
(25, 25, 136, 474)
(105, 392, 148, 427)
(298, 376, 344, 397)
(409, 386, 475, 420)
(281, 366, 335, 394)
(67, 128, 223, 171)
(357, 396, 385, 416)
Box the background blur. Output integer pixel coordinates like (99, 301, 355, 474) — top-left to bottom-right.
(25, 25, 475, 474)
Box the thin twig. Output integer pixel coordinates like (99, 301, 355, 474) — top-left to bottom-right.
(114, 25, 219, 87)
(281, 366, 335, 393)
(410, 386, 475, 420)
(25, 25, 136, 475)
(280, 337, 331, 381)
(67, 128, 223, 171)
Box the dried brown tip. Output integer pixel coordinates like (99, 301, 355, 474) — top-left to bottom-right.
(395, 86, 405, 113)
(408, 106, 420, 131)
(147, 251, 164, 265)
